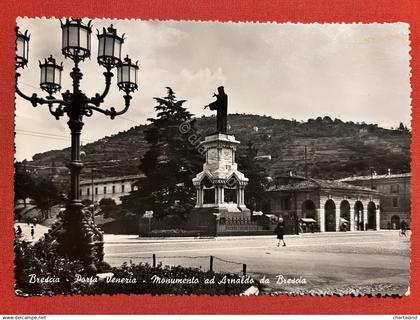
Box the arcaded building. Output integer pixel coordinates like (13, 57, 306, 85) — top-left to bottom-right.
(340, 172, 411, 229)
(265, 175, 380, 233)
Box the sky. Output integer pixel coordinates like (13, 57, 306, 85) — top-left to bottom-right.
(15, 19, 411, 161)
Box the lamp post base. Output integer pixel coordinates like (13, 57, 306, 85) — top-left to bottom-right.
(45, 202, 105, 275)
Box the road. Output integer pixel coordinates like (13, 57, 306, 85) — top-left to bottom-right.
(103, 231, 410, 295)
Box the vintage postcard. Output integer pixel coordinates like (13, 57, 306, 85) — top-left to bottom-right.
(13, 18, 411, 297)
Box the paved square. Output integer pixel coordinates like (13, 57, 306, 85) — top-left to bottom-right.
(104, 231, 410, 295)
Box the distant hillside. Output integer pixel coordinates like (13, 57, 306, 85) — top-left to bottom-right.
(27, 114, 411, 184)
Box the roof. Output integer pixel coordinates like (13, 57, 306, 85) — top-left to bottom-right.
(267, 178, 378, 193)
(340, 173, 411, 183)
(80, 174, 144, 185)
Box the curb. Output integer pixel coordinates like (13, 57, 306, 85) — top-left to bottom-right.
(104, 230, 400, 244)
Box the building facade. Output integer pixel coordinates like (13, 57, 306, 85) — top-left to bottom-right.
(80, 174, 143, 204)
(265, 176, 380, 233)
(340, 172, 411, 229)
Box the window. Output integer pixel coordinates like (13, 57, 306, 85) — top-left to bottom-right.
(392, 197, 399, 208)
(104, 186, 107, 194)
(391, 184, 399, 194)
(95, 187, 98, 195)
(122, 184, 125, 193)
(80, 189, 82, 196)
(87, 188, 90, 196)
(112, 186, 115, 194)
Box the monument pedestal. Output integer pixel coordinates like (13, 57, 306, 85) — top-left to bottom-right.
(191, 133, 257, 235)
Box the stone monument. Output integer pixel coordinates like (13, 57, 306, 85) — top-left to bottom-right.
(191, 87, 256, 235)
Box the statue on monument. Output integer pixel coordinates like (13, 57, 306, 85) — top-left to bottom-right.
(204, 86, 228, 133)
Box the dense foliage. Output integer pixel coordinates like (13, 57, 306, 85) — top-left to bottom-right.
(15, 162, 61, 220)
(14, 162, 36, 207)
(99, 198, 120, 219)
(31, 179, 61, 220)
(15, 237, 253, 295)
(15, 239, 89, 295)
(237, 142, 270, 211)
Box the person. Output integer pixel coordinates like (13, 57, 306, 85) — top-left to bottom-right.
(298, 222, 304, 233)
(400, 220, 407, 237)
(30, 226, 35, 239)
(15, 226, 23, 238)
(275, 217, 286, 247)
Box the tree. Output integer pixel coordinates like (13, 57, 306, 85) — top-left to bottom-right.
(398, 122, 410, 133)
(32, 178, 60, 220)
(237, 142, 270, 212)
(399, 122, 405, 131)
(99, 198, 119, 219)
(14, 161, 35, 207)
(121, 87, 202, 219)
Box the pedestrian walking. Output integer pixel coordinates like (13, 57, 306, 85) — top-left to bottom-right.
(400, 220, 407, 237)
(275, 217, 286, 247)
(30, 226, 35, 239)
(15, 226, 23, 238)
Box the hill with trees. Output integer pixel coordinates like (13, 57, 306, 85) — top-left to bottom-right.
(24, 114, 411, 184)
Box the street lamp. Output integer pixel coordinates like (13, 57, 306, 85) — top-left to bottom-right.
(16, 27, 30, 69)
(97, 24, 124, 68)
(39, 55, 63, 95)
(15, 19, 140, 274)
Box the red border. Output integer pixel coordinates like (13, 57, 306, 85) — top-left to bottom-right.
(1, 0, 419, 315)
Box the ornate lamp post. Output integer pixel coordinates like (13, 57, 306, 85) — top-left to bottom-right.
(15, 19, 140, 273)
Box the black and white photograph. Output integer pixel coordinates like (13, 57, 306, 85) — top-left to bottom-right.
(14, 18, 411, 296)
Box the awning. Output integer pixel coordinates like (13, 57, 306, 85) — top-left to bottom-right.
(253, 211, 264, 216)
(340, 218, 349, 223)
(300, 218, 317, 223)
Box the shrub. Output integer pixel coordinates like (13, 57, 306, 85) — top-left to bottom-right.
(15, 238, 256, 295)
(88, 262, 253, 295)
(14, 239, 91, 295)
